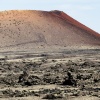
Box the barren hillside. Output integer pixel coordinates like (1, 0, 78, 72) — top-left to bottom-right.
(0, 10, 100, 100)
(0, 10, 100, 51)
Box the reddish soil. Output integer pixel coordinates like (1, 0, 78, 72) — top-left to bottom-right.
(0, 10, 100, 51)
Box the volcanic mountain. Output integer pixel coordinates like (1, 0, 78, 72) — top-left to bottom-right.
(0, 10, 100, 51)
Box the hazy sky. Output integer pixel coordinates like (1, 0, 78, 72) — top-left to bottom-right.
(0, 0, 100, 33)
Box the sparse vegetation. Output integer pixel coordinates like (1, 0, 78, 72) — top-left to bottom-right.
(0, 52, 100, 100)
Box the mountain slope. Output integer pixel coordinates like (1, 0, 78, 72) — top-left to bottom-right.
(0, 10, 100, 51)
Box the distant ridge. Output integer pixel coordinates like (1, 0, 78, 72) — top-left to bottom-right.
(50, 10, 100, 38)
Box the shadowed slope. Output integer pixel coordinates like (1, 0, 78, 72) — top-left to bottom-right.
(51, 10, 100, 38)
(0, 10, 100, 51)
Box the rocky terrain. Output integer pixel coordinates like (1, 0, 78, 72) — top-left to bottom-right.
(0, 49, 100, 100)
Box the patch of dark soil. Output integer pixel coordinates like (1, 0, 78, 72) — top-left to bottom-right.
(62, 71, 77, 86)
(0, 74, 19, 86)
(42, 93, 63, 99)
(1, 89, 35, 97)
